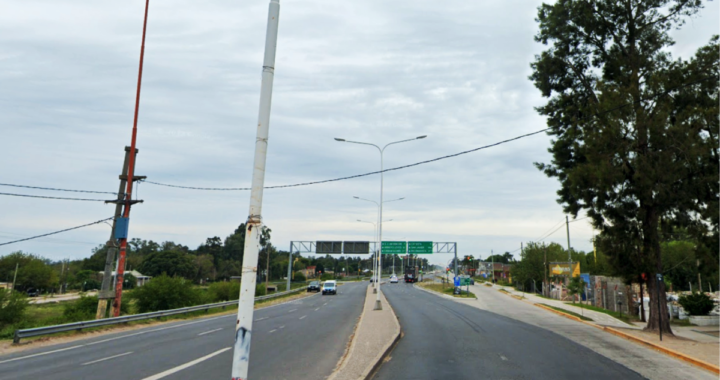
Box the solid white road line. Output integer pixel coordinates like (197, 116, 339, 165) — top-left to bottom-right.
(81, 351, 133, 366)
(0, 315, 234, 365)
(141, 347, 231, 380)
(198, 328, 223, 336)
(0, 345, 84, 365)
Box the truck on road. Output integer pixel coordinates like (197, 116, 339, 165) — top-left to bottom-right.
(404, 266, 419, 283)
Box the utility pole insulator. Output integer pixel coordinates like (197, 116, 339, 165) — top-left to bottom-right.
(104, 199, 144, 205)
(118, 175, 147, 181)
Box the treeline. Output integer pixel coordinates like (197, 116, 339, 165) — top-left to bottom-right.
(511, 236, 719, 293)
(0, 223, 419, 293)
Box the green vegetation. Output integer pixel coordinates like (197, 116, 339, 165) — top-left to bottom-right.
(0, 289, 28, 328)
(539, 304, 593, 322)
(678, 292, 715, 316)
(420, 282, 475, 298)
(131, 275, 201, 313)
(563, 302, 639, 324)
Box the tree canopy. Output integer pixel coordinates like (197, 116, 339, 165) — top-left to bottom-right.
(530, 0, 718, 334)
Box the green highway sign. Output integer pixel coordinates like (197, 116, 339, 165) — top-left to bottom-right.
(408, 241, 433, 254)
(381, 241, 407, 254)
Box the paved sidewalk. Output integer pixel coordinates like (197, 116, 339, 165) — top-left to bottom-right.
(328, 284, 400, 380)
(490, 283, 634, 328)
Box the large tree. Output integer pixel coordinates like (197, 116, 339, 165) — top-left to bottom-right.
(530, 0, 718, 334)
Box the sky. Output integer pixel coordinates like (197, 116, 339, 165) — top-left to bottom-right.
(1, 0, 717, 267)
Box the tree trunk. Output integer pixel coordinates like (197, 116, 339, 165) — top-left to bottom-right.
(643, 213, 674, 335)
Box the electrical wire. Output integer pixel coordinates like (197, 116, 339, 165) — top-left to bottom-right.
(141, 128, 550, 191)
(0, 192, 109, 202)
(139, 75, 716, 192)
(0, 217, 114, 247)
(0, 183, 116, 195)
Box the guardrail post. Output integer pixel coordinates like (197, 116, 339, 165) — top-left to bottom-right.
(13, 330, 20, 344)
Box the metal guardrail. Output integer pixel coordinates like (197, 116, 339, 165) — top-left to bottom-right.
(13, 286, 306, 344)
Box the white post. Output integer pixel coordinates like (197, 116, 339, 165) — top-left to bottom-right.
(231, 1, 280, 378)
(376, 150, 384, 310)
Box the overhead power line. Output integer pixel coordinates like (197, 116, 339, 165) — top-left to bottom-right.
(0, 217, 114, 247)
(0, 183, 116, 195)
(0, 192, 109, 202)
(141, 128, 551, 191)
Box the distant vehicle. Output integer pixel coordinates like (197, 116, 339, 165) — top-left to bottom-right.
(26, 288, 40, 297)
(307, 281, 321, 292)
(390, 275, 398, 283)
(405, 266, 418, 283)
(322, 280, 337, 295)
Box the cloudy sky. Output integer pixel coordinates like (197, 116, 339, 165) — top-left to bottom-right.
(1, 0, 717, 267)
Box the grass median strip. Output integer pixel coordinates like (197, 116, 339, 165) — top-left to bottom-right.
(539, 304, 593, 321)
(417, 282, 476, 298)
(562, 302, 637, 324)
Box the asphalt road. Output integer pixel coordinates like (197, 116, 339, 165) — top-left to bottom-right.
(0, 282, 366, 380)
(374, 282, 646, 380)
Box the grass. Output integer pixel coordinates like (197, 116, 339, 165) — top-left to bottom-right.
(418, 282, 476, 298)
(670, 318, 696, 327)
(563, 302, 640, 324)
(498, 288, 509, 293)
(484, 283, 493, 287)
(539, 303, 594, 321)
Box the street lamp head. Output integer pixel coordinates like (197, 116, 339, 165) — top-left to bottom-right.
(353, 196, 359, 199)
(416, 135, 427, 139)
(399, 197, 405, 200)
(334, 138, 346, 142)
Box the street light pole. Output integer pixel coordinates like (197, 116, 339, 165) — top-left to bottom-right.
(338, 136, 426, 310)
(354, 196, 403, 287)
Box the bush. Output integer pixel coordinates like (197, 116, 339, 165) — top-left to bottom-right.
(63, 295, 130, 321)
(0, 289, 28, 328)
(293, 271, 306, 282)
(207, 281, 240, 302)
(256, 283, 266, 297)
(678, 292, 715, 316)
(131, 275, 201, 313)
(320, 273, 333, 281)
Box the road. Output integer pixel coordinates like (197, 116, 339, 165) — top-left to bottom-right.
(0, 282, 366, 380)
(374, 282, 645, 380)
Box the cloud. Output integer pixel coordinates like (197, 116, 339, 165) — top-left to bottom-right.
(1, 0, 717, 266)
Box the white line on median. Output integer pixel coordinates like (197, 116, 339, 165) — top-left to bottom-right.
(81, 351, 133, 366)
(198, 328, 223, 336)
(0, 345, 84, 365)
(141, 347, 231, 380)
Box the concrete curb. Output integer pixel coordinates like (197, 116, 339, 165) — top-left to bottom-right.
(533, 303, 720, 375)
(327, 285, 401, 380)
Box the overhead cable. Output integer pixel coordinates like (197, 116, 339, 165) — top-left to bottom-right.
(0, 192, 109, 202)
(141, 128, 551, 191)
(0, 217, 114, 247)
(0, 183, 116, 195)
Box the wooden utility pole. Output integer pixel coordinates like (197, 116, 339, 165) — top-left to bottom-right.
(11, 263, 18, 291)
(543, 246, 548, 297)
(97, 146, 137, 319)
(697, 259, 703, 293)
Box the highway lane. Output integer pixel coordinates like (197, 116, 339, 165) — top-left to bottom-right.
(0, 282, 366, 380)
(374, 283, 645, 380)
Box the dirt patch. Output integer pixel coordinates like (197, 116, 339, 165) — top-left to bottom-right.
(615, 328, 719, 367)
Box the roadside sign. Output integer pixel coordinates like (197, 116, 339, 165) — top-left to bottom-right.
(381, 241, 407, 254)
(408, 241, 433, 254)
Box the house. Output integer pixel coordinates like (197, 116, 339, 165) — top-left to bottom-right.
(300, 266, 317, 279)
(99, 270, 152, 287)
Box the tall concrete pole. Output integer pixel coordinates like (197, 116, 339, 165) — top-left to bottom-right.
(231, 0, 280, 378)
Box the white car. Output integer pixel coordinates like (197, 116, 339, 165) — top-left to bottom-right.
(389, 275, 398, 283)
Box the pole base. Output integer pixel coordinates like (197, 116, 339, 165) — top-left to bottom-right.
(373, 288, 377, 294)
(373, 300, 383, 310)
